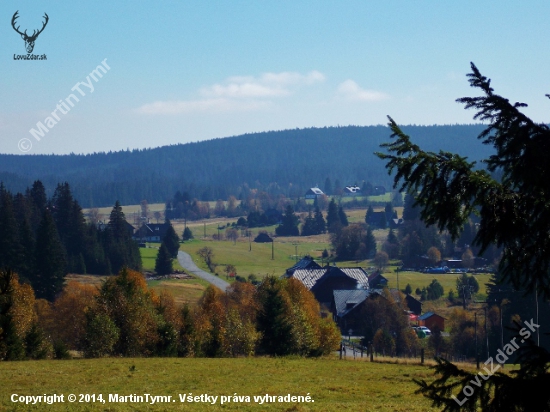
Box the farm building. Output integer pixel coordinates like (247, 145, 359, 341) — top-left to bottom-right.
(133, 222, 171, 242)
(331, 288, 419, 334)
(367, 271, 388, 288)
(343, 185, 361, 196)
(331, 289, 376, 333)
(305, 187, 325, 199)
(254, 232, 273, 243)
(285, 256, 322, 277)
(388, 289, 423, 316)
(418, 311, 445, 331)
(284, 265, 369, 308)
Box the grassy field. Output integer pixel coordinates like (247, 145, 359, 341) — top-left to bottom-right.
(381, 268, 492, 299)
(0, 357, 441, 411)
(140, 247, 208, 306)
(179, 238, 332, 279)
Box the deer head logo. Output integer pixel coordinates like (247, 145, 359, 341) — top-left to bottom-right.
(11, 11, 49, 53)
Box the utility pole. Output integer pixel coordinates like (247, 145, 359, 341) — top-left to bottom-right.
(475, 312, 479, 369)
(271, 240, 274, 260)
(396, 267, 399, 292)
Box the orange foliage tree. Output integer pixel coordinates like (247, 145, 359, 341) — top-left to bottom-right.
(83, 268, 161, 357)
(0, 269, 50, 360)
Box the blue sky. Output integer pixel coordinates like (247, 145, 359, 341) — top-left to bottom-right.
(1, 1, 549, 155)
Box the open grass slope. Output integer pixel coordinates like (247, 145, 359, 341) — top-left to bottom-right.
(140, 247, 208, 306)
(0, 357, 438, 411)
(382, 269, 493, 300)
(180, 238, 331, 279)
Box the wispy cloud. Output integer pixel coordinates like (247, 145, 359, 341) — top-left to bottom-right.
(136, 70, 325, 114)
(137, 98, 270, 114)
(336, 80, 389, 102)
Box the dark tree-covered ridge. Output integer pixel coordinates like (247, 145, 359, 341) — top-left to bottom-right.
(0, 125, 489, 207)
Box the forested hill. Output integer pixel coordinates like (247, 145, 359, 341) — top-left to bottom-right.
(0, 124, 489, 207)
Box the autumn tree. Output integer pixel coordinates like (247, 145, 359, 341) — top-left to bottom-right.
(373, 251, 389, 272)
(83, 268, 160, 357)
(197, 247, 215, 272)
(427, 246, 442, 266)
(382, 228, 400, 259)
(461, 247, 475, 268)
(358, 289, 419, 356)
(225, 227, 239, 244)
(193, 285, 226, 357)
(256, 276, 340, 356)
(0, 270, 49, 360)
(47, 281, 98, 351)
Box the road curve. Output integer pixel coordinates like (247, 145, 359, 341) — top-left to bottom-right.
(177, 250, 230, 291)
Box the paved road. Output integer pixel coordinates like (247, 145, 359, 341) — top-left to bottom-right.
(177, 250, 230, 291)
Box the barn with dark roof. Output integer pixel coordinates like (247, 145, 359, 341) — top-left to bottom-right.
(285, 265, 369, 308)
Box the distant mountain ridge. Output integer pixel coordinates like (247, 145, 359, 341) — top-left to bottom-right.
(0, 124, 490, 207)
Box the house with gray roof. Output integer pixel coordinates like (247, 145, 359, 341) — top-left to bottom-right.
(331, 289, 381, 333)
(133, 222, 171, 242)
(305, 187, 325, 199)
(285, 265, 369, 308)
(285, 256, 322, 277)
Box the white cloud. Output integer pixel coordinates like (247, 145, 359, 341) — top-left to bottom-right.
(337, 80, 389, 102)
(136, 98, 270, 115)
(201, 82, 290, 99)
(136, 70, 325, 115)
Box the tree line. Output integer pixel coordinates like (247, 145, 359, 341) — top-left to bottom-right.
(0, 180, 141, 301)
(0, 268, 341, 360)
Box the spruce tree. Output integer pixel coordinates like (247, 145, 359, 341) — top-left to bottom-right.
(402, 193, 420, 221)
(0, 187, 24, 272)
(338, 205, 349, 227)
(34, 210, 67, 301)
(163, 223, 180, 258)
(104, 201, 142, 273)
(301, 210, 316, 236)
(275, 205, 299, 236)
(364, 226, 377, 259)
(155, 243, 173, 275)
(377, 63, 550, 410)
(256, 277, 293, 356)
(314, 206, 326, 234)
(365, 205, 374, 225)
(28, 180, 47, 233)
(182, 227, 193, 241)
(12, 193, 35, 280)
(326, 198, 340, 233)
(108, 200, 129, 241)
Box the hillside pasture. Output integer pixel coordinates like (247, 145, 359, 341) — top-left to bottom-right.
(180, 238, 331, 279)
(0, 357, 440, 411)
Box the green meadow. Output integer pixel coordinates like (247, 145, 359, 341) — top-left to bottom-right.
(0, 357, 440, 411)
(179, 238, 331, 279)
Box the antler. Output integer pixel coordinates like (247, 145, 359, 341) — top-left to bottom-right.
(29, 13, 49, 39)
(11, 11, 26, 37)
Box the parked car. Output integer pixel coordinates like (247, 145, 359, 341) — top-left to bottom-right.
(418, 326, 431, 336)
